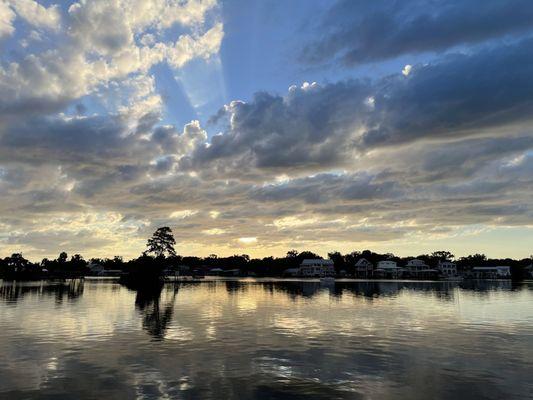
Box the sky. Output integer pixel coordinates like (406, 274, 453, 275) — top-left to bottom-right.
(0, 0, 532, 261)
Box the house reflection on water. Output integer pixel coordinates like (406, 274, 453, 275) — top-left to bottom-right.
(0, 278, 532, 399)
(0, 278, 523, 344)
(0, 277, 522, 307)
(214, 278, 518, 301)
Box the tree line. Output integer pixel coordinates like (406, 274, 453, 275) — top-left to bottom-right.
(1, 227, 532, 280)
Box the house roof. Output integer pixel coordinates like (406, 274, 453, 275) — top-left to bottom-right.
(300, 259, 334, 265)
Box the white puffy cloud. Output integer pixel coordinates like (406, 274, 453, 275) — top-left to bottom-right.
(238, 237, 257, 244)
(0, 0, 223, 118)
(8, 0, 61, 31)
(0, 0, 15, 38)
(165, 22, 223, 68)
(169, 209, 198, 219)
(1, 1, 532, 260)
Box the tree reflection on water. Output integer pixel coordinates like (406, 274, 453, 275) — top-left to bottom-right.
(133, 282, 177, 340)
(0, 279, 84, 304)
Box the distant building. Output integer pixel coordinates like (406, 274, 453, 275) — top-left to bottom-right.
(208, 268, 241, 276)
(208, 268, 224, 275)
(88, 263, 104, 275)
(437, 261, 457, 277)
(406, 259, 429, 270)
(178, 265, 191, 274)
(405, 259, 438, 279)
(526, 264, 533, 279)
(282, 268, 299, 277)
(222, 269, 241, 276)
(354, 258, 373, 278)
(298, 259, 335, 277)
(87, 263, 122, 277)
(471, 266, 511, 279)
(375, 260, 402, 278)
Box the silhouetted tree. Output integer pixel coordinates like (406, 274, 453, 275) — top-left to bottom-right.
(70, 254, 87, 271)
(146, 227, 176, 258)
(431, 251, 455, 261)
(7, 253, 30, 270)
(58, 252, 68, 263)
(297, 251, 321, 261)
(328, 251, 345, 272)
(286, 250, 299, 259)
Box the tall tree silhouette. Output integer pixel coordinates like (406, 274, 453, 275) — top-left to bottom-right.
(58, 252, 68, 263)
(146, 227, 176, 258)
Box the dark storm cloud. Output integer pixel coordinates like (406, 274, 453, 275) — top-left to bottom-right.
(414, 136, 533, 182)
(183, 81, 372, 177)
(0, 114, 147, 164)
(0, 113, 206, 191)
(183, 39, 533, 177)
(361, 40, 533, 147)
(0, 96, 72, 119)
(301, 0, 533, 66)
(252, 173, 401, 204)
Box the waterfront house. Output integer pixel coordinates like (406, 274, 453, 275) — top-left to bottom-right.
(437, 261, 458, 277)
(354, 258, 373, 278)
(471, 266, 511, 279)
(405, 259, 438, 279)
(282, 268, 299, 277)
(88, 263, 105, 275)
(298, 259, 335, 277)
(87, 263, 122, 277)
(525, 264, 533, 279)
(223, 268, 242, 276)
(208, 268, 224, 276)
(375, 260, 402, 278)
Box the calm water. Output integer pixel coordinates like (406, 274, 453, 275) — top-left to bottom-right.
(0, 279, 532, 400)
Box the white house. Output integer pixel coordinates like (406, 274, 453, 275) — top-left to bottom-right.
(405, 259, 437, 278)
(471, 266, 511, 279)
(375, 260, 402, 278)
(406, 259, 429, 270)
(437, 261, 457, 277)
(298, 259, 335, 277)
(354, 258, 373, 278)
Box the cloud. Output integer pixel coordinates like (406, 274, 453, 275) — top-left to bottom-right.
(301, 0, 533, 66)
(166, 22, 224, 69)
(180, 80, 373, 178)
(178, 39, 533, 179)
(0, 0, 223, 119)
(202, 228, 226, 235)
(9, 0, 61, 31)
(238, 237, 257, 244)
(169, 209, 198, 219)
(1, 1, 532, 259)
(0, 1, 15, 38)
(360, 40, 533, 148)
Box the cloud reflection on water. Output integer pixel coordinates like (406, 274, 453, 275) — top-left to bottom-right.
(0, 279, 532, 399)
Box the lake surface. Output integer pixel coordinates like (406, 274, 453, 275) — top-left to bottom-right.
(0, 278, 532, 400)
